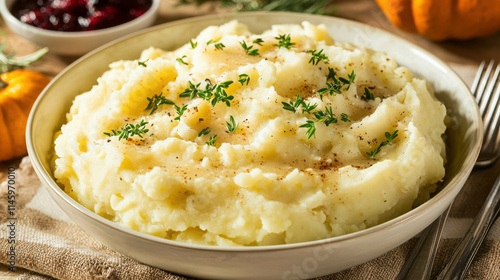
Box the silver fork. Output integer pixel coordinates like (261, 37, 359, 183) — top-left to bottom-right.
(396, 60, 500, 280)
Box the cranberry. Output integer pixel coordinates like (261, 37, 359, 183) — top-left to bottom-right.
(11, 0, 152, 31)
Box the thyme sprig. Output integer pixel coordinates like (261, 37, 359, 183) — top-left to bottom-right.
(275, 34, 295, 50)
(240, 40, 260, 56)
(146, 92, 175, 115)
(238, 73, 250, 85)
(300, 120, 316, 139)
(362, 87, 375, 101)
(206, 135, 217, 146)
(282, 94, 304, 113)
(226, 115, 238, 132)
(367, 130, 399, 159)
(104, 119, 149, 140)
(179, 79, 235, 107)
(307, 49, 329, 65)
(318, 69, 356, 99)
(176, 55, 188, 65)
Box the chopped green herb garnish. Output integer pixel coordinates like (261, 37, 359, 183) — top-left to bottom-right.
(104, 119, 149, 140)
(214, 42, 226, 50)
(238, 73, 250, 85)
(275, 34, 295, 50)
(317, 82, 342, 98)
(198, 127, 211, 137)
(253, 38, 264, 46)
(362, 87, 375, 101)
(226, 115, 238, 132)
(138, 60, 148, 67)
(145, 92, 175, 115)
(341, 113, 350, 122)
(307, 49, 329, 65)
(282, 94, 304, 113)
(190, 39, 198, 49)
(301, 101, 318, 114)
(174, 104, 188, 121)
(240, 40, 260, 56)
(367, 130, 399, 159)
(300, 120, 317, 139)
(314, 106, 337, 126)
(339, 70, 356, 90)
(206, 135, 217, 146)
(179, 81, 201, 99)
(176, 55, 188, 65)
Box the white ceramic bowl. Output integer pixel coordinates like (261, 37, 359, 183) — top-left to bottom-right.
(0, 0, 160, 56)
(27, 12, 482, 280)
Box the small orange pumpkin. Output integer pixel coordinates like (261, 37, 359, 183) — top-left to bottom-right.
(375, 0, 500, 41)
(0, 69, 50, 161)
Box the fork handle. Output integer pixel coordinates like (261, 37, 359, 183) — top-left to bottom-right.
(435, 174, 500, 280)
(395, 205, 451, 280)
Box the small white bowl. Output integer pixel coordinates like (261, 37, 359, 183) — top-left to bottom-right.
(0, 0, 160, 56)
(27, 12, 482, 280)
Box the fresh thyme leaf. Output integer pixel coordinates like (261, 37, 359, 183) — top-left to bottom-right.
(341, 113, 350, 122)
(226, 115, 238, 132)
(138, 60, 148, 67)
(318, 82, 342, 98)
(385, 130, 399, 144)
(174, 104, 188, 120)
(314, 106, 337, 126)
(362, 87, 375, 101)
(145, 92, 175, 115)
(339, 70, 356, 90)
(301, 101, 318, 114)
(307, 49, 329, 65)
(367, 130, 399, 159)
(327, 67, 337, 81)
(176, 55, 188, 65)
(198, 127, 211, 137)
(253, 38, 264, 46)
(275, 34, 295, 50)
(282, 94, 304, 113)
(179, 81, 201, 99)
(214, 42, 226, 50)
(206, 135, 217, 146)
(238, 73, 250, 85)
(104, 119, 149, 140)
(190, 39, 198, 49)
(300, 120, 316, 139)
(240, 40, 260, 56)
(206, 39, 214, 45)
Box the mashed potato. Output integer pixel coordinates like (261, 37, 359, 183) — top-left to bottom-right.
(53, 20, 446, 246)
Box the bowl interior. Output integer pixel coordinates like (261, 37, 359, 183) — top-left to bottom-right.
(26, 11, 482, 278)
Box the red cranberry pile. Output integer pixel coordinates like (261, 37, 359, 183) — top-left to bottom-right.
(11, 0, 152, 32)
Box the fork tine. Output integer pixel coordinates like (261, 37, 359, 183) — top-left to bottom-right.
(479, 62, 500, 119)
(470, 60, 487, 95)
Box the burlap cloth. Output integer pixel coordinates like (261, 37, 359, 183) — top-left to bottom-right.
(1, 0, 500, 279)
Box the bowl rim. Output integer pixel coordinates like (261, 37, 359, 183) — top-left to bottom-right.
(0, 0, 160, 38)
(27, 11, 482, 253)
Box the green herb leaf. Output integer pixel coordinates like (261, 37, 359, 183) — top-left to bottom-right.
(300, 120, 316, 139)
(253, 38, 264, 46)
(104, 119, 149, 140)
(238, 73, 250, 85)
(190, 39, 198, 49)
(206, 135, 217, 146)
(179, 81, 201, 99)
(307, 49, 329, 65)
(174, 104, 188, 121)
(240, 40, 260, 56)
(226, 115, 238, 132)
(275, 34, 295, 50)
(198, 127, 211, 137)
(362, 87, 375, 101)
(341, 113, 350, 122)
(176, 55, 188, 65)
(282, 94, 304, 113)
(367, 130, 399, 159)
(145, 92, 175, 115)
(138, 60, 148, 67)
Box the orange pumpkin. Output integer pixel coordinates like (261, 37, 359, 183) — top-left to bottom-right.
(375, 0, 500, 41)
(0, 70, 50, 161)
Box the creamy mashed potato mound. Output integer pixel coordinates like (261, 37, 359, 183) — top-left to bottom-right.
(53, 21, 446, 246)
